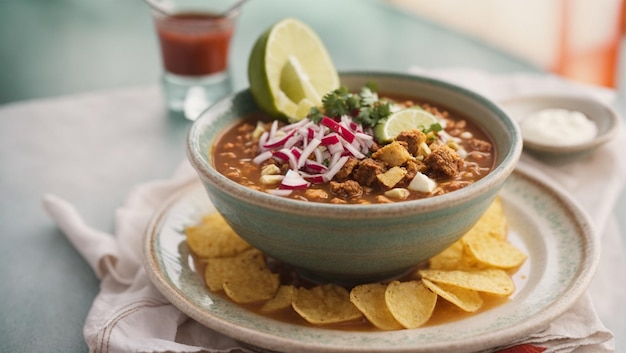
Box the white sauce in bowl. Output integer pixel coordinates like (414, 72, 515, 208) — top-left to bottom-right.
(520, 109, 597, 146)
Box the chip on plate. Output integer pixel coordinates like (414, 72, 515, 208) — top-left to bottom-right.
(293, 283, 363, 325)
(428, 240, 485, 271)
(223, 265, 280, 304)
(422, 278, 483, 312)
(191, 195, 523, 331)
(462, 197, 508, 243)
(185, 212, 251, 258)
(385, 280, 437, 329)
(464, 232, 527, 269)
(419, 269, 515, 296)
(261, 285, 297, 312)
(350, 283, 403, 330)
(204, 248, 279, 304)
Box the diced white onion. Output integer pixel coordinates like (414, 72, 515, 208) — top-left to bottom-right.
(407, 172, 437, 193)
(268, 189, 293, 196)
(253, 150, 273, 165)
(260, 174, 284, 185)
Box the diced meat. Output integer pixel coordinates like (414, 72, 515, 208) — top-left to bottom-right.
(371, 141, 411, 167)
(352, 158, 387, 186)
(330, 180, 363, 199)
(396, 129, 427, 156)
(333, 157, 359, 182)
(369, 141, 382, 153)
(405, 159, 427, 176)
(424, 144, 461, 178)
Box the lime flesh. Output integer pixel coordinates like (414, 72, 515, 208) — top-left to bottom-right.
(374, 108, 439, 143)
(248, 18, 339, 121)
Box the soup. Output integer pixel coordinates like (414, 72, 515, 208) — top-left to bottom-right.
(212, 90, 495, 204)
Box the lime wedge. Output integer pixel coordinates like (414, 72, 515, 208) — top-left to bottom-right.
(248, 18, 340, 121)
(374, 108, 439, 143)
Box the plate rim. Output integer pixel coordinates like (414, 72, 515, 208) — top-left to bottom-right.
(142, 167, 600, 353)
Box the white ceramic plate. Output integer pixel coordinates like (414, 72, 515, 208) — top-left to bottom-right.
(143, 168, 599, 353)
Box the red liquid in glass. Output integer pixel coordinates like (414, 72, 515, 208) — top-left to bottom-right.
(156, 13, 234, 76)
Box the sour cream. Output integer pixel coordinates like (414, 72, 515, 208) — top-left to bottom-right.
(520, 108, 597, 146)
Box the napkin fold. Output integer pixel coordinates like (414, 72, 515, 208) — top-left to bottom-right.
(43, 69, 625, 353)
(44, 162, 249, 353)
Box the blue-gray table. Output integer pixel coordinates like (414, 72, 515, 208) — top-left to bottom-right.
(1, 1, 624, 352)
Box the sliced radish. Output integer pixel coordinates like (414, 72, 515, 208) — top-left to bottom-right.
(280, 170, 310, 190)
(252, 116, 374, 195)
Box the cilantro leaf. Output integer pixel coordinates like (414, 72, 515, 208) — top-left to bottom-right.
(423, 122, 443, 134)
(306, 83, 392, 127)
(307, 106, 324, 123)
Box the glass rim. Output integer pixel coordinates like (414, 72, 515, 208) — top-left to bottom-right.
(144, 0, 244, 20)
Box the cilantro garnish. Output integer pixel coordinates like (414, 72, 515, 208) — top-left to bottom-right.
(306, 83, 392, 127)
(423, 122, 443, 134)
(307, 106, 324, 123)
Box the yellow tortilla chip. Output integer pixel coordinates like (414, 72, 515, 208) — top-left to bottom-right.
(422, 278, 483, 313)
(464, 232, 527, 269)
(428, 240, 486, 271)
(261, 285, 297, 312)
(204, 248, 266, 292)
(428, 240, 465, 270)
(189, 194, 524, 331)
(350, 283, 403, 330)
(185, 212, 251, 258)
(463, 197, 508, 243)
(293, 284, 363, 325)
(223, 264, 279, 304)
(419, 269, 515, 296)
(385, 280, 437, 329)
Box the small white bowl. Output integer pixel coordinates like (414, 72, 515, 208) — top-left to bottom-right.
(499, 94, 620, 162)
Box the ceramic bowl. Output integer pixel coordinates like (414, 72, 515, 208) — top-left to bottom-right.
(187, 72, 522, 284)
(499, 94, 620, 162)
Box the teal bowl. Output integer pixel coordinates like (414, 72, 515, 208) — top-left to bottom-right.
(187, 72, 522, 284)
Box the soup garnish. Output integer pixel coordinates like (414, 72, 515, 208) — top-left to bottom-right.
(213, 84, 495, 204)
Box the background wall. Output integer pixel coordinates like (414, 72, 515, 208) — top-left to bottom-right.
(389, 0, 625, 88)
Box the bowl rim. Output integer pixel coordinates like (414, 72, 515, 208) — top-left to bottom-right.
(187, 71, 523, 218)
(499, 93, 621, 155)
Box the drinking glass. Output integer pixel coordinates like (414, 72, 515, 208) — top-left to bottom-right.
(145, 0, 242, 120)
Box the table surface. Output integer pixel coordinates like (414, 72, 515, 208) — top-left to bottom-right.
(1, 1, 624, 352)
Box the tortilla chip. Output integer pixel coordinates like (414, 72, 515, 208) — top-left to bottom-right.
(385, 280, 437, 329)
(186, 212, 251, 258)
(350, 283, 403, 330)
(293, 284, 363, 325)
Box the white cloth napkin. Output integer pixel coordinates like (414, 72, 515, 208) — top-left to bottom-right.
(42, 69, 625, 353)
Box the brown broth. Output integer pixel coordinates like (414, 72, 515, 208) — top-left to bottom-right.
(212, 97, 495, 204)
